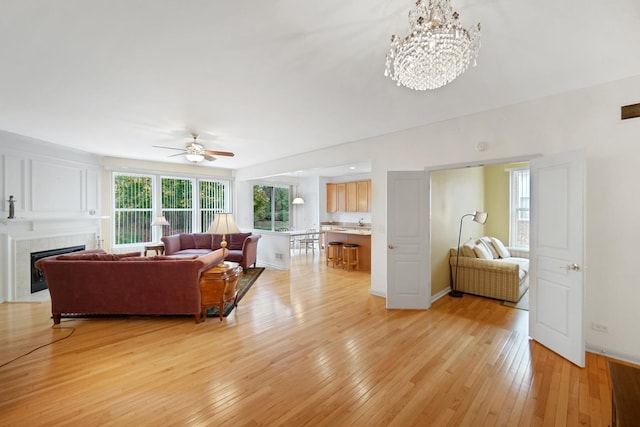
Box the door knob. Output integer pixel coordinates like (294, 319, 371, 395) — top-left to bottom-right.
(562, 263, 580, 271)
(388, 245, 395, 249)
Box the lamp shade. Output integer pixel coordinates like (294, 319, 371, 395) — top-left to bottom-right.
(472, 211, 488, 225)
(185, 153, 204, 163)
(292, 197, 305, 205)
(207, 213, 240, 235)
(151, 216, 170, 226)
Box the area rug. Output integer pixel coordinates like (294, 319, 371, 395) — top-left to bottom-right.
(501, 289, 529, 311)
(205, 267, 264, 318)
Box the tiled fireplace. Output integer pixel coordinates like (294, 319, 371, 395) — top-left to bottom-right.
(1, 219, 99, 301)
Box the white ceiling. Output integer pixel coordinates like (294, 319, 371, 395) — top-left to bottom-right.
(1, 1, 639, 170)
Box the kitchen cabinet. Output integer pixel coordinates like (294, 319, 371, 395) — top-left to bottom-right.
(346, 182, 357, 211)
(326, 179, 371, 212)
(356, 180, 370, 212)
(326, 183, 337, 213)
(336, 183, 346, 212)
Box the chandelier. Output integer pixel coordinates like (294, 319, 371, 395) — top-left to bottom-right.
(384, 0, 481, 91)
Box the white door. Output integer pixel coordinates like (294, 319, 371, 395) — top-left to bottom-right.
(387, 171, 430, 309)
(529, 150, 585, 367)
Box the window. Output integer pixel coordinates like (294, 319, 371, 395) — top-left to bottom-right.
(113, 172, 232, 247)
(113, 173, 153, 245)
(161, 177, 194, 234)
(200, 179, 230, 231)
(509, 168, 530, 248)
(253, 185, 290, 231)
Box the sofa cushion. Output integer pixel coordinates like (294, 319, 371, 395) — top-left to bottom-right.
(173, 249, 212, 255)
(479, 237, 499, 259)
(193, 233, 213, 249)
(473, 243, 493, 260)
(461, 239, 476, 257)
(490, 237, 511, 258)
(228, 233, 251, 250)
(179, 233, 196, 249)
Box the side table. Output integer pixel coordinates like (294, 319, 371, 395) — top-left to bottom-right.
(144, 243, 165, 256)
(198, 261, 242, 321)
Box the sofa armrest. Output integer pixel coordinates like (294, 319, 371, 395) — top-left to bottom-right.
(161, 234, 181, 255)
(240, 234, 261, 269)
(195, 249, 225, 272)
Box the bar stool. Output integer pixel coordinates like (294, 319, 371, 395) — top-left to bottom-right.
(326, 241, 343, 268)
(342, 243, 360, 271)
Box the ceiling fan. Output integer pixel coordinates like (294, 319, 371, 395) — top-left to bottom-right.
(153, 133, 234, 163)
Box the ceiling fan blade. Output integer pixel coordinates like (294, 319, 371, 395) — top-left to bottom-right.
(168, 152, 186, 158)
(204, 150, 234, 157)
(203, 154, 217, 161)
(153, 145, 186, 152)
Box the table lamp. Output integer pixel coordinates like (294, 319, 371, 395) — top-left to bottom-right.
(207, 213, 240, 267)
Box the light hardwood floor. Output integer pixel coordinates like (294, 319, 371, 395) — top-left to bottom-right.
(0, 253, 620, 426)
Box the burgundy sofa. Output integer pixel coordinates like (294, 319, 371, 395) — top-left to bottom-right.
(161, 232, 261, 270)
(35, 249, 224, 324)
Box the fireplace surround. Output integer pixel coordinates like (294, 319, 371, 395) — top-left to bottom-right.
(1, 218, 99, 301)
(30, 245, 85, 293)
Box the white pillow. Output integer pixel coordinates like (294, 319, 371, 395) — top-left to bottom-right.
(473, 243, 493, 260)
(479, 237, 499, 259)
(490, 237, 511, 258)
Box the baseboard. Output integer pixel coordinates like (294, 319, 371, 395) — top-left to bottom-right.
(586, 346, 640, 366)
(431, 287, 451, 303)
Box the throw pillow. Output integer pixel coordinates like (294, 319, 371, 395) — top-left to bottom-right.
(193, 233, 213, 249)
(479, 236, 499, 259)
(490, 237, 511, 258)
(473, 243, 493, 260)
(228, 233, 251, 250)
(179, 233, 195, 249)
(461, 239, 476, 257)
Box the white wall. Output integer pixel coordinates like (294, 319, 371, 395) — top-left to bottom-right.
(0, 131, 103, 302)
(236, 75, 640, 363)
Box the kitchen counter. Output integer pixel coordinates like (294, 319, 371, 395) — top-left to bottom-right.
(325, 228, 371, 235)
(324, 231, 371, 272)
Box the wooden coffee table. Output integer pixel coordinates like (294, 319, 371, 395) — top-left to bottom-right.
(198, 261, 242, 321)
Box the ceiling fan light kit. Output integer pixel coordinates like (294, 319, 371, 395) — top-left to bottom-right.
(153, 133, 235, 164)
(385, 0, 481, 91)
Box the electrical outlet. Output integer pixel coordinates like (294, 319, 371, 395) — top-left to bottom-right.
(275, 253, 283, 260)
(591, 322, 609, 333)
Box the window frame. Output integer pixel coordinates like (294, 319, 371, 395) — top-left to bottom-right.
(253, 184, 291, 231)
(112, 171, 232, 248)
(508, 167, 530, 249)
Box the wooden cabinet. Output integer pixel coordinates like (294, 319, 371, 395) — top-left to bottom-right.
(326, 179, 371, 212)
(346, 182, 357, 211)
(356, 180, 370, 212)
(336, 183, 346, 212)
(326, 183, 337, 213)
(198, 262, 242, 321)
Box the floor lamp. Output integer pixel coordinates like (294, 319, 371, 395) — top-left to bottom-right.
(450, 211, 488, 298)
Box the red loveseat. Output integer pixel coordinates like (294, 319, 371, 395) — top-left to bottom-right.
(35, 249, 224, 324)
(161, 232, 261, 270)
